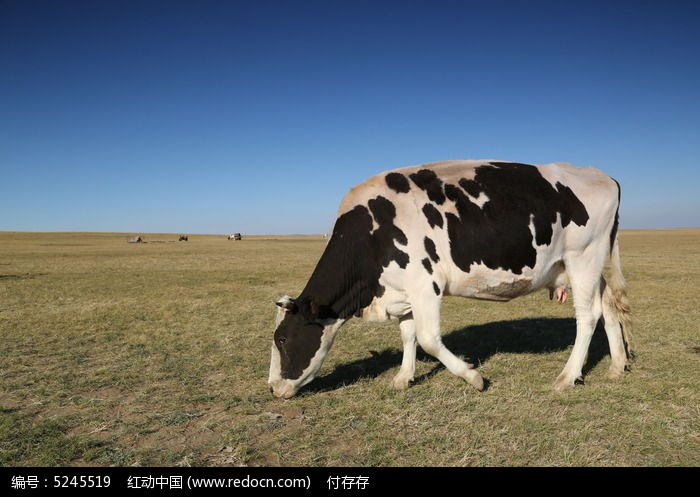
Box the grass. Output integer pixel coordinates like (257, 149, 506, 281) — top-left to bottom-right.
(0, 230, 698, 466)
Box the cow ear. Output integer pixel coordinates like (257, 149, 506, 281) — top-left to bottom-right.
(299, 297, 338, 322)
(276, 295, 298, 313)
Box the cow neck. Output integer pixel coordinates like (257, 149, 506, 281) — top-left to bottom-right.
(299, 207, 381, 320)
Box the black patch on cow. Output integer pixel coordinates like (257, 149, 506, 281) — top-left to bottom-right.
(459, 178, 481, 198)
(422, 203, 444, 229)
(433, 282, 441, 295)
(444, 162, 590, 274)
(369, 196, 408, 247)
(297, 205, 374, 321)
(274, 312, 323, 380)
(385, 172, 410, 194)
(552, 182, 590, 237)
(296, 196, 409, 322)
(424, 236, 439, 263)
(410, 169, 446, 204)
(422, 257, 433, 274)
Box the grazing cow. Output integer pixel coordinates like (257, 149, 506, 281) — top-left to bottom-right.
(268, 160, 632, 398)
(179, 235, 188, 241)
(228, 233, 242, 241)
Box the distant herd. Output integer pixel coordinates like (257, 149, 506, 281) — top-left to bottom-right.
(126, 233, 244, 243)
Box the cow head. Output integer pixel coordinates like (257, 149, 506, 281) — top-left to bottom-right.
(268, 295, 343, 398)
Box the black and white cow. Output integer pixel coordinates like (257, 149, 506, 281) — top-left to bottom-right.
(269, 160, 632, 398)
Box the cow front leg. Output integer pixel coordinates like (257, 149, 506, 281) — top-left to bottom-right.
(413, 296, 484, 391)
(392, 314, 416, 390)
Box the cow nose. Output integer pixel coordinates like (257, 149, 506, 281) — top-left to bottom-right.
(269, 379, 297, 398)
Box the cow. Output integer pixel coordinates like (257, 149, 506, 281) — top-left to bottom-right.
(179, 235, 189, 241)
(228, 233, 242, 241)
(268, 160, 633, 399)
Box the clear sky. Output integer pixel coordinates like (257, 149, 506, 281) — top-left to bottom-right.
(2, 0, 699, 234)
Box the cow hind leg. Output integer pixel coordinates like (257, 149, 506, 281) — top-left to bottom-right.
(554, 262, 604, 391)
(392, 314, 417, 390)
(412, 296, 484, 391)
(601, 278, 628, 379)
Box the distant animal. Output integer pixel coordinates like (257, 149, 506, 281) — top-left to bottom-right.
(127, 236, 143, 243)
(179, 235, 188, 241)
(228, 233, 242, 241)
(269, 160, 632, 398)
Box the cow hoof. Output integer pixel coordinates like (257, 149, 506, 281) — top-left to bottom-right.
(465, 370, 484, 391)
(554, 375, 574, 391)
(391, 375, 413, 390)
(607, 367, 624, 380)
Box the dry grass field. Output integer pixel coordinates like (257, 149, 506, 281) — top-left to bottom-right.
(1, 230, 698, 467)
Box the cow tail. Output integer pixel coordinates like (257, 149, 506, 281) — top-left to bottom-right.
(606, 218, 634, 363)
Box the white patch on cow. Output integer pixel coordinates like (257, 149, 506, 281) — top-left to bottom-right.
(362, 297, 389, 322)
(275, 299, 293, 325)
(361, 284, 411, 322)
(528, 213, 537, 240)
(268, 342, 282, 388)
(467, 191, 489, 208)
(445, 263, 536, 301)
(439, 200, 459, 217)
(393, 239, 407, 252)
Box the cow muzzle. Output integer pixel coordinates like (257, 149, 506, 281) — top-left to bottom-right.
(268, 379, 297, 399)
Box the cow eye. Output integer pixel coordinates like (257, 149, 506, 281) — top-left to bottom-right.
(278, 337, 287, 345)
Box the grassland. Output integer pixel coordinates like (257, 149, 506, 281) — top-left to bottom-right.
(1, 230, 698, 467)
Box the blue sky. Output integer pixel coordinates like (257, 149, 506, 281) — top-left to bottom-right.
(2, 0, 699, 234)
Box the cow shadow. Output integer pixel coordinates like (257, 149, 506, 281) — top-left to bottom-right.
(301, 317, 610, 395)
